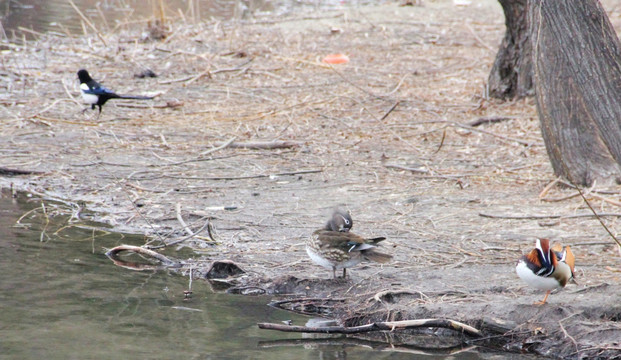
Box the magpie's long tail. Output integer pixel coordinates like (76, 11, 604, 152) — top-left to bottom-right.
(117, 95, 154, 100)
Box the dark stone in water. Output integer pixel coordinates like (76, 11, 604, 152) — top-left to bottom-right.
(205, 260, 245, 279)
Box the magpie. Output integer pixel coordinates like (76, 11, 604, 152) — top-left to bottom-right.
(77, 69, 153, 117)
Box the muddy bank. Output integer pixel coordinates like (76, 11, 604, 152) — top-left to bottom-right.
(2, 0, 621, 358)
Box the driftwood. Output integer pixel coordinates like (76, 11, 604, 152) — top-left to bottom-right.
(105, 244, 181, 270)
(258, 318, 482, 338)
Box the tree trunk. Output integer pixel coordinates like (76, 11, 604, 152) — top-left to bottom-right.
(488, 0, 533, 99)
(530, 0, 621, 186)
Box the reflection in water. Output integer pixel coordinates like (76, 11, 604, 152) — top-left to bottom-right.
(0, 192, 302, 359)
(0, 0, 273, 39)
(0, 0, 376, 40)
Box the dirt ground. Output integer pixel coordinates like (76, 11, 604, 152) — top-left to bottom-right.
(1, 0, 621, 358)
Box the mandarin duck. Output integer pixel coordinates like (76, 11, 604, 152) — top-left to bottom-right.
(516, 238, 576, 305)
(306, 210, 391, 279)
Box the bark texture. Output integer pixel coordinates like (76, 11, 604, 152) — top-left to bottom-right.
(530, 0, 621, 186)
(488, 0, 533, 99)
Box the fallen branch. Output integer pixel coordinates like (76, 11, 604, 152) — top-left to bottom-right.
(105, 245, 177, 265)
(383, 163, 429, 174)
(0, 167, 45, 176)
(214, 140, 302, 150)
(165, 169, 322, 181)
(453, 122, 534, 146)
(105, 245, 181, 269)
(200, 136, 237, 156)
(147, 220, 214, 249)
(479, 212, 621, 220)
(258, 318, 482, 337)
(370, 289, 426, 303)
(176, 203, 193, 236)
(466, 116, 514, 127)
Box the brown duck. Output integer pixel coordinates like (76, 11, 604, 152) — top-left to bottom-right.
(306, 210, 392, 279)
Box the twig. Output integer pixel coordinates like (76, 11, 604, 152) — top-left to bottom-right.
(464, 23, 496, 53)
(147, 221, 212, 249)
(435, 128, 447, 153)
(67, 0, 107, 46)
(165, 169, 322, 181)
(453, 122, 534, 146)
(62, 79, 82, 106)
(0, 167, 45, 176)
(200, 136, 236, 155)
(258, 318, 482, 337)
(559, 315, 579, 351)
(590, 193, 621, 207)
(466, 116, 514, 127)
(176, 203, 193, 236)
(383, 163, 429, 174)
(148, 136, 237, 167)
(370, 289, 426, 303)
(541, 192, 581, 202)
(191, 58, 254, 85)
(539, 177, 561, 199)
(217, 140, 301, 150)
(26, 99, 74, 119)
(105, 245, 178, 266)
(573, 184, 621, 248)
(479, 212, 621, 220)
(379, 101, 400, 121)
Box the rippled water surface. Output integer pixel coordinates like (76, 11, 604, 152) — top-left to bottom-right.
(0, 192, 315, 359)
(1, 0, 379, 39)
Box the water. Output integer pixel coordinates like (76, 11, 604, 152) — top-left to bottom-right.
(0, 192, 535, 359)
(2, 191, 506, 359)
(0, 191, 311, 359)
(0, 0, 377, 40)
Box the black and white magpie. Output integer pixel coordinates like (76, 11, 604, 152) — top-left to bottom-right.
(77, 69, 153, 117)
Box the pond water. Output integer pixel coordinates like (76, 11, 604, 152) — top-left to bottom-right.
(0, 0, 381, 40)
(0, 191, 308, 359)
(0, 192, 534, 359)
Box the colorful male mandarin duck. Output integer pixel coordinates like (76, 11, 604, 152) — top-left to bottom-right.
(515, 238, 576, 305)
(306, 210, 391, 279)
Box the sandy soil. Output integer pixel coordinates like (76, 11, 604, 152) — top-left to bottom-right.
(1, 0, 620, 358)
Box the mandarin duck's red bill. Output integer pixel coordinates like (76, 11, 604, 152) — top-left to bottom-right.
(515, 238, 576, 305)
(306, 210, 391, 279)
